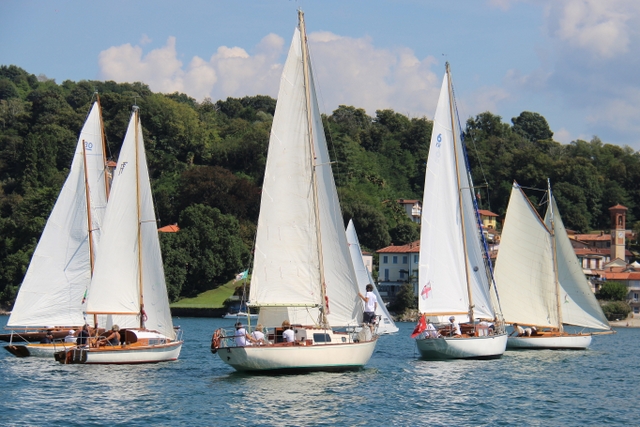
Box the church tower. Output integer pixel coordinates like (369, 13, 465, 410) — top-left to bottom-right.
(609, 204, 628, 262)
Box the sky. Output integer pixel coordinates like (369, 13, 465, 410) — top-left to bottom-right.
(2, 0, 640, 149)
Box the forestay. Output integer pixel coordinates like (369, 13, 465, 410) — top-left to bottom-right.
(8, 102, 108, 328)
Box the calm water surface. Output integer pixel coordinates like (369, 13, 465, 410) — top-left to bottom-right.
(1, 315, 638, 426)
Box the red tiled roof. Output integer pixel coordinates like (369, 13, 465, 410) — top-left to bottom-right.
(608, 204, 628, 211)
(397, 199, 420, 204)
(377, 241, 420, 253)
(478, 209, 498, 217)
(571, 234, 611, 241)
(599, 271, 640, 280)
(158, 224, 180, 233)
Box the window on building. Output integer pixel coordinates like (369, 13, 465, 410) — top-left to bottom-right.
(384, 269, 389, 281)
(402, 256, 408, 264)
(634, 306, 639, 314)
(400, 270, 404, 279)
(634, 293, 639, 301)
(382, 256, 388, 264)
(414, 255, 418, 263)
(392, 256, 398, 264)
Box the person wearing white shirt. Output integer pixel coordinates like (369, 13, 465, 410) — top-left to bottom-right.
(251, 324, 267, 345)
(449, 316, 462, 336)
(358, 284, 378, 333)
(282, 320, 295, 343)
(234, 322, 254, 346)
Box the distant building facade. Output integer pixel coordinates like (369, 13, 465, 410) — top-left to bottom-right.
(376, 241, 420, 299)
(397, 199, 421, 224)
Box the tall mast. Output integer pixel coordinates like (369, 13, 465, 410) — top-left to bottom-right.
(548, 178, 564, 332)
(446, 62, 475, 322)
(299, 9, 328, 327)
(133, 106, 145, 329)
(96, 93, 111, 199)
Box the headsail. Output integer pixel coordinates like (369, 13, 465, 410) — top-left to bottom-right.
(250, 15, 360, 328)
(545, 196, 610, 330)
(346, 220, 397, 333)
(86, 108, 175, 339)
(418, 65, 495, 321)
(7, 101, 109, 328)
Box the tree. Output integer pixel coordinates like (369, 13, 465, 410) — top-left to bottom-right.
(511, 111, 553, 143)
(601, 301, 631, 321)
(388, 282, 416, 314)
(596, 281, 628, 301)
(389, 222, 419, 245)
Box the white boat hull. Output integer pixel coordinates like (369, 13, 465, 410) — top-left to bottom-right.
(218, 339, 377, 373)
(416, 333, 507, 360)
(59, 342, 183, 364)
(5, 342, 76, 358)
(507, 334, 592, 350)
(222, 312, 259, 320)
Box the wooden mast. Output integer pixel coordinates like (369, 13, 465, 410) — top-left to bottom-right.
(133, 106, 145, 329)
(96, 93, 111, 200)
(446, 62, 475, 323)
(299, 9, 328, 327)
(548, 178, 564, 332)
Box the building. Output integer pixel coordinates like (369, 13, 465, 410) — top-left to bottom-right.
(478, 209, 499, 230)
(397, 199, 421, 224)
(376, 241, 420, 299)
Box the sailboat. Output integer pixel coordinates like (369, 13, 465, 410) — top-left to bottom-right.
(494, 180, 611, 350)
(211, 10, 377, 373)
(4, 99, 110, 358)
(56, 106, 182, 364)
(413, 63, 507, 359)
(346, 220, 399, 334)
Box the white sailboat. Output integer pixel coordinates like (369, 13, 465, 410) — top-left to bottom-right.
(414, 63, 507, 359)
(212, 10, 377, 372)
(346, 220, 398, 334)
(4, 100, 110, 358)
(56, 106, 182, 364)
(494, 180, 611, 350)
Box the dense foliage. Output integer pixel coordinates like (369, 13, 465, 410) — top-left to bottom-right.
(601, 301, 632, 321)
(596, 281, 629, 301)
(2, 64, 640, 307)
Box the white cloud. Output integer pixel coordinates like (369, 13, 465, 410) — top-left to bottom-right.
(97, 31, 442, 119)
(139, 34, 152, 46)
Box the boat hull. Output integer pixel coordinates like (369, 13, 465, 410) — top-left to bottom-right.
(5, 342, 76, 358)
(416, 333, 507, 360)
(507, 334, 592, 350)
(217, 339, 377, 373)
(56, 342, 183, 364)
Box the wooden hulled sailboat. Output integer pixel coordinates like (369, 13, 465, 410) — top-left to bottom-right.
(4, 99, 110, 358)
(413, 63, 507, 359)
(494, 180, 611, 350)
(212, 11, 377, 373)
(346, 220, 398, 334)
(56, 106, 182, 364)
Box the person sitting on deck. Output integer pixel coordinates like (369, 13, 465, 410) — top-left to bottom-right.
(234, 322, 255, 346)
(98, 325, 120, 347)
(509, 323, 525, 337)
(251, 324, 267, 345)
(40, 329, 54, 344)
(424, 319, 439, 338)
(282, 320, 295, 343)
(448, 316, 462, 336)
(64, 330, 76, 343)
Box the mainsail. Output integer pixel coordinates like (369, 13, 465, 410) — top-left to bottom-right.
(8, 101, 109, 328)
(86, 107, 175, 339)
(418, 66, 495, 321)
(249, 23, 360, 328)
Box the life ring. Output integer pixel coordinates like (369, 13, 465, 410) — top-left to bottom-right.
(210, 328, 223, 354)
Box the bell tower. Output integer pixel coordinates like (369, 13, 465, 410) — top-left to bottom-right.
(609, 204, 628, 262)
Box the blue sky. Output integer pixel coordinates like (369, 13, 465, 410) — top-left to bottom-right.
(2, 0, 640, 149)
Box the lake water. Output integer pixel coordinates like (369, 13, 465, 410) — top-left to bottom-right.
(1, 315, 638, 426)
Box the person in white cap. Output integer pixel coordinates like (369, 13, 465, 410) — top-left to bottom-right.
(449, 316, 461, 336)
(64, 329, 76, 343)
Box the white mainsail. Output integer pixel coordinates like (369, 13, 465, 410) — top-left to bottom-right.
(494, 184, 559, 328)
(545, 196, 610, 330)
(346, 220, 398, 334)
(249, 26, 360, 328)
(417, 68, 495, 322)
(86, 108, 175, 340)
(8, 101, 109, 328)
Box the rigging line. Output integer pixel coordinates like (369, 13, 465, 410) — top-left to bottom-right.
(451, 81, 492, 212)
